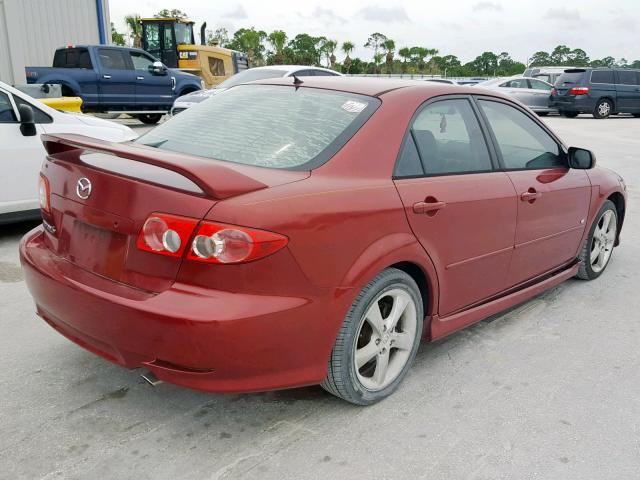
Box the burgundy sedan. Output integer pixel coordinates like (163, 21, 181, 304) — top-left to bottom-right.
(21, 78, 626, 405)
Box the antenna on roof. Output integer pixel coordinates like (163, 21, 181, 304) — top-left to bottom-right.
(293, 75, 304, 89)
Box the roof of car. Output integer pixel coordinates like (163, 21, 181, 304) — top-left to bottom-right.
(251, 76, 474, 97)
(249, 65, 340, 74)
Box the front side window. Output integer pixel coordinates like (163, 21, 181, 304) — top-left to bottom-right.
(591, 70, 614, 84)
(529, 79, 552, 91)
(501, 78, 528, 89)
(98, 49, 129, 70)
(404, 98, 492, 175)
(137, 85, 380, 169)
(130, 51, 154, 71)
(478, 100, 565, 170)
(0, 92, 17, 123)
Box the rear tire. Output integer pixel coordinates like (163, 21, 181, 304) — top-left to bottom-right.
(560, 111, 579, 118)
(321, 268, 423, 405)
(576, 200, 617, 280)
(137, 114, 163, 125)
(593, 99, 613, 119)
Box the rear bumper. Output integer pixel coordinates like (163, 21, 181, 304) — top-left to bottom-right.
(20, 227, 339, 393)
(550, 95, 594, 112)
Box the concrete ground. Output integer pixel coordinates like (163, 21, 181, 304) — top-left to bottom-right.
(1, 115, 639, 480)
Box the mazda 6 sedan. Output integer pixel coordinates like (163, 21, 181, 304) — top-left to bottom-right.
(21, 78, 626, 405)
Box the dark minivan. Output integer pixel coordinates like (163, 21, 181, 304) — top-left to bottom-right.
(550, 68, 640, 118)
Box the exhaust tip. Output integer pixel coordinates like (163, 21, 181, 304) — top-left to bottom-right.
(141, 370, 163, 386)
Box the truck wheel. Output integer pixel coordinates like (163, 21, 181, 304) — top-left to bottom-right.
(560, 111, 579, 118)
(593, 99, 613, 119)
(137, 114, 163, 125)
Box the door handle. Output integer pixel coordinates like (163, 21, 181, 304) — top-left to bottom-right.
(102, 74, 111, 79)
(136, 76, 145, 80)
(520, 189, 542, 203)
(413, 199, 446, 215)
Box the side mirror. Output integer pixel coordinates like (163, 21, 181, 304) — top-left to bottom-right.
(18, 104, 37, 137)
(568, 147, 596, 169)
(148, 61, 167, 76)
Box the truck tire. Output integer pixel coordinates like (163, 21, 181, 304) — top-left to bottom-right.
(137, 114, 163, 125)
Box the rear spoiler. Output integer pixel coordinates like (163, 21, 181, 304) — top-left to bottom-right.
(41, 134, 267, 199)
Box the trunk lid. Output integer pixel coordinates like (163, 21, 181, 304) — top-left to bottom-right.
(41, 134, 308, 292)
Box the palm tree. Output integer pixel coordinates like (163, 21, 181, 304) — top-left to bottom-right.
(373, 52, 384, 74)
(398, 47, 411, 74)
(341, 41, 355, 73)
(124, 14, 141, 48)
(425, 48, 439, 73)
(323, 40, 338, 69)
(267, 30, 287, 64)
(383, 39, 395, 74)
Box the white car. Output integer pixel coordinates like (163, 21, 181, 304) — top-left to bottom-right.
(171, 65, 342, 115)
(0, 81, 137, 224)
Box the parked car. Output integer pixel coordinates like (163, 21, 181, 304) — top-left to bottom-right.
(475, 76, 554, 114)
(0, 81, 136, 224)
(523, 66, 578, 85)
(550, 68, 640, 118)
(423, 78, 459, 85)
(21, 78, 626, 405)
(457, 78, 488, 86)
(25, 45, 203, 124)
(170, 65, 341, 115)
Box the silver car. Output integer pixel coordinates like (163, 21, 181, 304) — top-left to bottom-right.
(474, 76, 554, 115)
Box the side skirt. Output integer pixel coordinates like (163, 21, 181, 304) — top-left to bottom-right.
(428, 260, 580, 340)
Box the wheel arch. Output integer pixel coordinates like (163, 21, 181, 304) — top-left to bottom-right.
(607, 191, 626, 245)
(597, 96, 616, 110)
(178, 86, 200, 97)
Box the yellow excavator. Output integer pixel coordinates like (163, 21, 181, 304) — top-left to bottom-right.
(140, 18, 248, 89)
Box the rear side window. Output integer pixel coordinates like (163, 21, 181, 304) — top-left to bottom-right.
(0, 91, 17, 123)
(98, 49, 129, 70)
(53, 48, 92, 69)
(137, 85, 380, 170)
(591, 70, 614, 84)
(406, 99, 492, 175)
(617, 70, 639, 85)
(479, 100, 565, 170)
(501, 78, 528, 89)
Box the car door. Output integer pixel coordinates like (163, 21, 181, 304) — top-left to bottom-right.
(476, 97, 591, 287)
(501, 78, 533, 106)
(0, 90, 47, 214)
(393, 97, 517, 316)
(128, 50, 173, 109)
(96, 48, 137, 109)
(528, 79, 553, 110)
(615, 70, 640, 112)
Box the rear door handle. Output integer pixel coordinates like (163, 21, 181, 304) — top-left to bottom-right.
(413, 200, 446, 214)
(102, 74, 111, 79)
(136, 76, 145, 80)
(520, 189, 542, 202)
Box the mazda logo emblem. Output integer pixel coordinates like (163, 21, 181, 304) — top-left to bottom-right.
(76, 177, 92, 200)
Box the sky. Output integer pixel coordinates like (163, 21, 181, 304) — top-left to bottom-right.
(108, 0, 640, 64)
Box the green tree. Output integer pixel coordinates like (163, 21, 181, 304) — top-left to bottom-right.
(207, 27, 229, 47)
(111, 22, 125, 46)
(472, 51, 499, 75)
(155, 9, 188, 19)
(398, 47, 411, 73)
(124, 14, 141, 48)
(529, 51, 551, 67)
(226, 28, 267, 66)
(382, 39, 395, 74)
(341, 41, 355, 73)
(373, 52, 384, 74)
(567, 48, 589, 66)
(550, 45, 571, 65)
(630, 60, 640, 69)
(287, 34, 324, 65)
(364, 32, 387, 70)
(267, 30, 288, 64)
(321, 39, 338, 69)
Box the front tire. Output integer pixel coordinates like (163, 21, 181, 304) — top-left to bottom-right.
(321, 268, 423, 405)
(576, 200, 618, 280)
(593, 99, 613, 119)
(136, 114, 163, 125)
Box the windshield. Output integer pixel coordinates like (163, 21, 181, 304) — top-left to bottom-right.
(555, 71, 585, 86)
(137, 85, 380, 170)
(175, 23, 194, 45)
(215, 69, 286, 89)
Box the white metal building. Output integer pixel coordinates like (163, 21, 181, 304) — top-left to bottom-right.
(0, 0, 111, 85)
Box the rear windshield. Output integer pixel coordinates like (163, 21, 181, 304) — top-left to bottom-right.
(137, 84, 380, 170)
(216, 69, 286, 89)
(555, 71, 584, 86)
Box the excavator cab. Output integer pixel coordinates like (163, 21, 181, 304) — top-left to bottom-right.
(140, 17, 248, 88)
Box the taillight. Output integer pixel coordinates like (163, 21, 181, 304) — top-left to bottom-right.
(38, 174, 51, 214)
(569, 87, 589, 95)
(137, 213, 199, 257)
(188, 222, 288, 264)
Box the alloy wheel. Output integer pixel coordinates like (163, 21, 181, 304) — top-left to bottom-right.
(598, 102, 611, 117)
(590, 209, 617, 273)
(353, 288, 418, 391)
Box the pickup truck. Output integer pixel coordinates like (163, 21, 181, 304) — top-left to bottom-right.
(26, 45, 203, 124)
